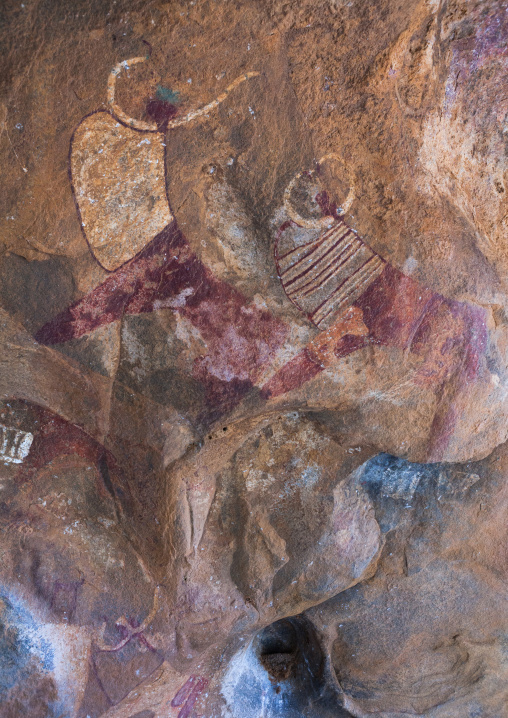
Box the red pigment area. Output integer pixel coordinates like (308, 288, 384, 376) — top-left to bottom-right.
(171, 676, 209, 718)
(13, 401, 132, 511)
(260, 349, 323, 400)
(356, 264, 436, 349)
(145, 99, 178, 133)
(35, 223, 288, 424)
(262, 261, 487, 458)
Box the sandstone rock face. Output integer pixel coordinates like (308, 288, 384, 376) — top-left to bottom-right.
(0, 1, 507, 716)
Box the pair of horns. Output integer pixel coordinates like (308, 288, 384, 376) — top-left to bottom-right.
(284, 153, 356, 228)
(107, 55, 260, 132)
(108, 58, 353, 222)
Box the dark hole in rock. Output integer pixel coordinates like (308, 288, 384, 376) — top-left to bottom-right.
(257, 620, 299, 682)
(254, 616, 324, 689)
(218, 614, 352, 715)
(257, 618, 299, 655)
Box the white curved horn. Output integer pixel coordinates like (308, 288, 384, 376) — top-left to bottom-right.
(107, 56, 158, 131)
(283, 153, 355, 229)
(107, 56, 261, 132)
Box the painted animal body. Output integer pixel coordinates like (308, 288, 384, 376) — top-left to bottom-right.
(70, 111, 173, 272)
(264, 196, 487, 459)
(275, 216, 385, 330)
(34, 56, 488, 457)
(34, 221, 288, 424)
(36, 58, 285, 424)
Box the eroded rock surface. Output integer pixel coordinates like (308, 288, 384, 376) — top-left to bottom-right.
(0, 0, 507, 716)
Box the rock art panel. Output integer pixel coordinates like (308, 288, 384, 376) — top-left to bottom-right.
(35, 56, 288, 425)
(71, 56, 259, 273)
(264, 162, 491, 460)
(34, 154, 496, 460)
(34, 100, 504, 461)
(1, 1, 508, 717)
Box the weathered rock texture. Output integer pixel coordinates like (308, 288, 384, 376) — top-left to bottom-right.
(0, 0, 507, 716)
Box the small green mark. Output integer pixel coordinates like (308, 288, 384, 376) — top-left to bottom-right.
(156, 85, 180, 104)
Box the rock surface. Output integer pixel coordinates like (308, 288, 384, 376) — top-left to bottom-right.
(0, 0, 507, 716)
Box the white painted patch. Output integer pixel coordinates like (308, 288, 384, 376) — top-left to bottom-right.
(71, 112, 173, 271)
(153, 286, 195, 310)
(0, 424, 33, 464)
(403, 256, 419, 275)
(120, 322, 147, 365)
(174, 313, 206, 349)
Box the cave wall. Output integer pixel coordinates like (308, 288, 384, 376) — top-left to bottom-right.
(0, 1, 507, 716)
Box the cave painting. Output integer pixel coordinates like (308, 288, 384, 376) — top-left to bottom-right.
(275, 154, 385, 330)
(37, 57, 289, 423)
(95, 586, 161, 653)
(171, 675, 209, 718)
(263, 158, 487, 458)
(35, 62, 488, 458)
(0, 423, 33, 465)
(71, 56, 259, 271)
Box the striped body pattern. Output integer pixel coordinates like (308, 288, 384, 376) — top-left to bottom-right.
(0, 424, 33, 465)
(275, 218, 385, 329)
